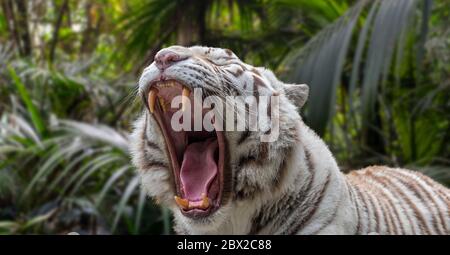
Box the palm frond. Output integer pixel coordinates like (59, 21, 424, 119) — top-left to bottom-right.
(58, 120, 129, 153)
(111, 176, 140, 233)
(281, 0, 431, 136)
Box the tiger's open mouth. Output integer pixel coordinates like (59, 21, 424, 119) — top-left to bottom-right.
(146, 80, 225, 218)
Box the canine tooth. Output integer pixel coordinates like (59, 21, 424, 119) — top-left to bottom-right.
(174, 196, 189, 209)
(158, 97, 167, 112)
(200, 193, 209, 209)
(182, 86, 190, 111)
(148, 88, 157, 113)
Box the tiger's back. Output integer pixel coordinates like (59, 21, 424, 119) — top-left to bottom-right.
(346, 166, 450, 234)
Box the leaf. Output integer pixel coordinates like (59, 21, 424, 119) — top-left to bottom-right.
(361, 0, 418, 124)
(281, 0, 367, 135)
(161, 207, 172, 235)
(348, 1, 379, 112)
(21, 208, 56, 231)
(111, 176, 140, 233)
(59, 120, 129, 153)
(7, 114, 43, 147)
(45, 147, 102, 197)
(134, 187, 147, 234)
(8, 66, 46, 136)
(0, 221, 20, 234)
(281, 0, 426, 136)
(21, 140, 81, 201)
(61, 153, 119, 196)
(95, 165, 131, 207)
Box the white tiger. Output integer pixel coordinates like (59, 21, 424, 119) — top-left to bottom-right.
(130, 45, 450, 235)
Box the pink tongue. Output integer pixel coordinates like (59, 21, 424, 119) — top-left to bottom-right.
(180, 138, 218, 201)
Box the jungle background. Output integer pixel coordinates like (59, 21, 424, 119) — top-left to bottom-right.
(0, 0, 448, 234)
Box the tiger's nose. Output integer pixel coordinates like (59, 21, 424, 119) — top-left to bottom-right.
(154, 50, 184, 70)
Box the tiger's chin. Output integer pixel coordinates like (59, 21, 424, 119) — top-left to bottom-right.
(146, 80, 227, 220)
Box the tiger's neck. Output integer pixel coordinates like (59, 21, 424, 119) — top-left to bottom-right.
(267, 123, 357, 234)
(182, 122, 358, 234)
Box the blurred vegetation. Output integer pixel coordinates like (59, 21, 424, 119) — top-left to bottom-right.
(0, 0, 448, 234)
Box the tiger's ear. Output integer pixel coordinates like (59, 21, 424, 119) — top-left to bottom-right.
(284, 84, 309, 108)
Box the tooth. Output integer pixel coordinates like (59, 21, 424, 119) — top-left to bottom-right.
(174, 196, 189, 209)
(200, 193, 209, 209)
(182, 86, 190, 111)
(148, 88, 157, 113)
(158, 97, 166, 112)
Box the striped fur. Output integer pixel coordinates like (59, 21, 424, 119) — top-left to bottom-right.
(130, 45, 450, 235)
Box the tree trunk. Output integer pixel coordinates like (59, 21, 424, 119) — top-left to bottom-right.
(176, 0, 208, 46)
(1, 0, 20, 51)
(177, 15, 200, 46)
(136, 0, 208, 74)
(14, 0, 32, 57)
(80, 2, 103, 55)
(49, 0, 69, 63)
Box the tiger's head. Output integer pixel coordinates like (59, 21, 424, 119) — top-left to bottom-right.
(130, 45, 308, 233)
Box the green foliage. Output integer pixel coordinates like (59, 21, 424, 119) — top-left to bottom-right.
(8, 66, 47, 136)
(0, 0, 448, 234)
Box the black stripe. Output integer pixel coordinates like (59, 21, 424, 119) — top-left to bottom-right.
(233, 151, 265, 201)
(249, 193, 291, 234)
(284, 171, 330, 234)
(253, 148, 315, 234)
(237, 130, 251, 145)
(387, 170, 444, 234)
(224, 49, 233, 56)
(348, 184, 362, 234)
(353, 183, 371, 233)
(271, 148, 292, 191)
(378, 192, 394, 234)
(251, 68, 261, 76)
(365, 172, 416, 234)
(143, 160, 169, 170)
(310, 203, 339, 234)
(373, 173, 404, 234)
(253, 75, 266, 88)
(141, 114, 148, 148)
(234, 178, 262, 201)
(146, 140, 162, 152)
(385, 194, 404, 234)
(237, 154, 258, 167)
(367, 172, 425, 234)
(304, 147, 314, 172)
(367, 189, 381, 233)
